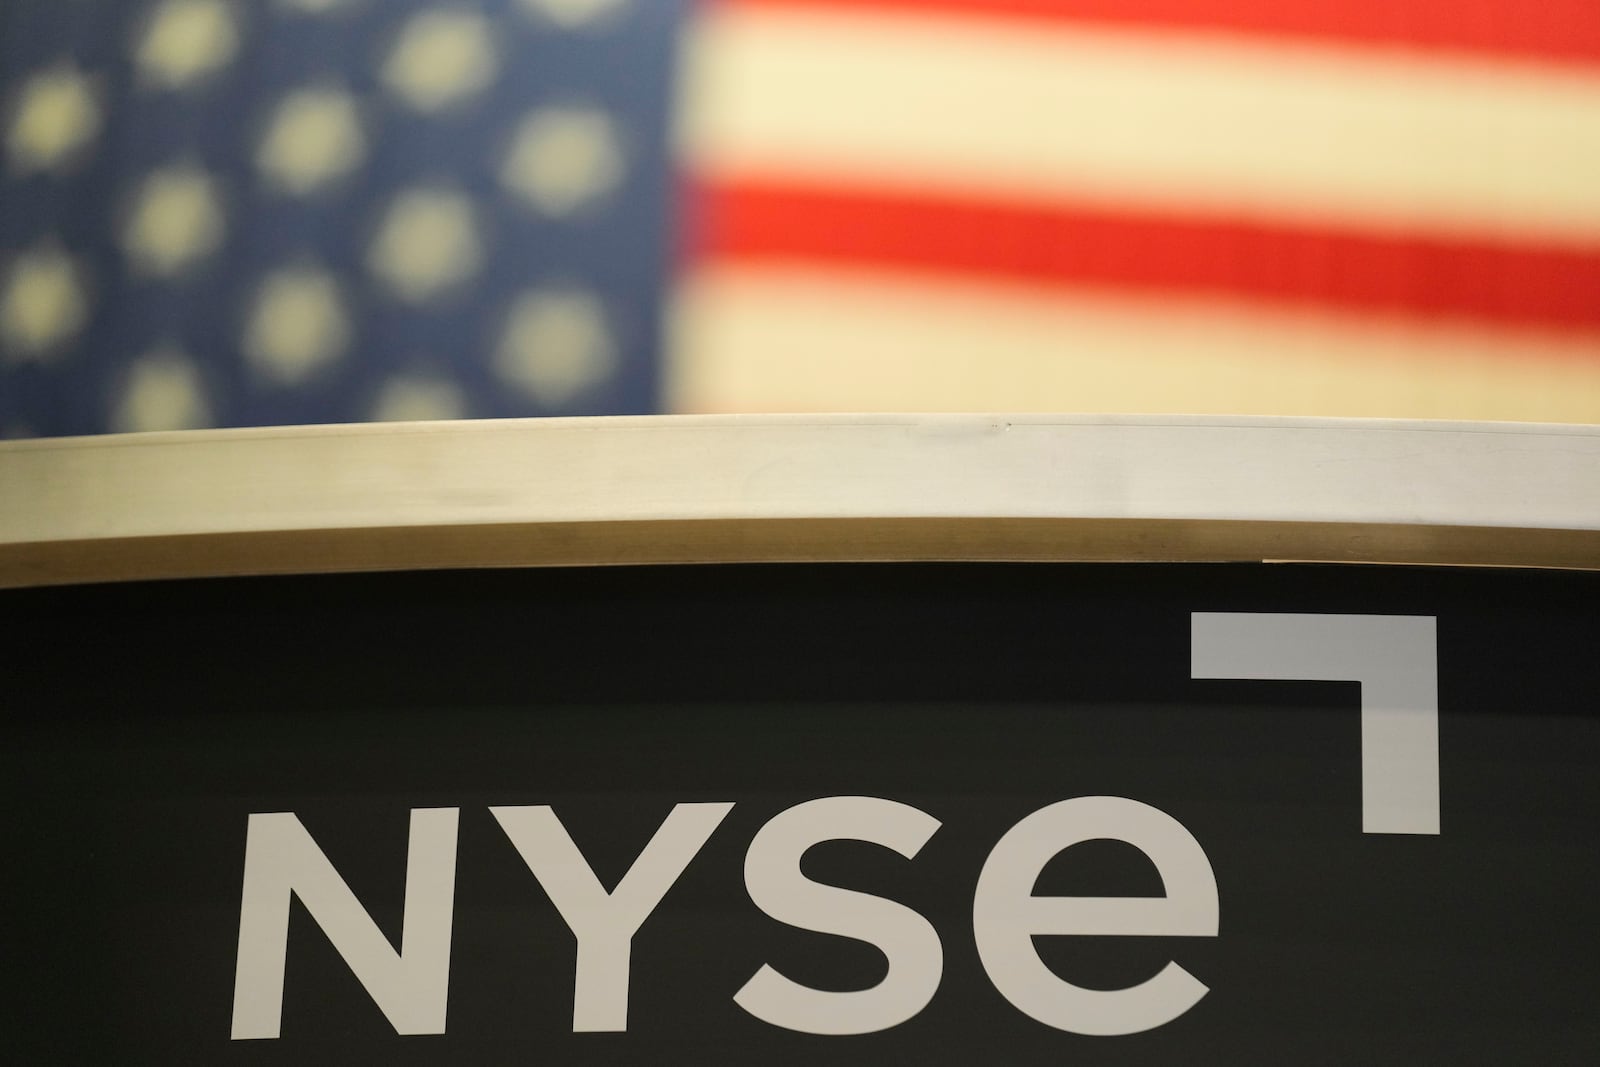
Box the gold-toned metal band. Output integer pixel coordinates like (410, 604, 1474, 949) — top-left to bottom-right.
(5, 517, 1597, 589)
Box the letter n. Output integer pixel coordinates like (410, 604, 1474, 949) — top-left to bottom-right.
(230, 808, 459, 1040)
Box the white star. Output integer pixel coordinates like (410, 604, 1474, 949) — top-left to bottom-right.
(518, 0, 629, 29)
(135, 0, 240, 90)
(121, 164, 226, 276)
(112, 347, 212, 432)
(370, 373, 468, 422)
(0, 244, 89, 359)
(382, 10, 497, 113)
(501, 105, 625, 216)
(6, 65, 101, 173)
(367, 188, 482, 302)
(495, 287, 617, 405)
(277, 0, 354, 12)
(243, 265, 350, 384)
(257, 87, 365, 194)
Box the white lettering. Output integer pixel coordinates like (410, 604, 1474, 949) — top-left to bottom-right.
(972, 796, 1218, 1036)
(490, 802, 733, 1032)
(734, 796, 943, 1035)
(230, 808, 459, 1040)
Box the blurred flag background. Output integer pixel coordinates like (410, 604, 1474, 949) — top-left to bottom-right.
(2, 0, 1597, 437)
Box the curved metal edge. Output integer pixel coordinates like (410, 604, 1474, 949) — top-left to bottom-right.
(4, 517, 1598, 589)
(4, 415, 1598, 586)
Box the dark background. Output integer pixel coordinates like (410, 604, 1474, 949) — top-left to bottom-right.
(5, 562, 1597, 1063)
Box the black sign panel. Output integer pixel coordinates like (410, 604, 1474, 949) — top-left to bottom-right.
(5, 563, 1597, 1063)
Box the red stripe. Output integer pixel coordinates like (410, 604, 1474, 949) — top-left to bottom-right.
(717, 0, 1600, 67)
(694, 180, 1600, 337)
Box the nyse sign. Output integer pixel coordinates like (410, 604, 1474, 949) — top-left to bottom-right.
(232, 614, 1438, 1042)
(9, 563, 1597, 1062)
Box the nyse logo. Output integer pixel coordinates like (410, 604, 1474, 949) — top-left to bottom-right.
(231, 613, 1439, 1040)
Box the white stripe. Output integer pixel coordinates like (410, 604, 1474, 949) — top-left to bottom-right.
(681, 6, 1600, 243)
(669, 266, 1600, 422)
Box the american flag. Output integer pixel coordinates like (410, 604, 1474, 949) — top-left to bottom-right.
(2, 0, 1598, 437)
